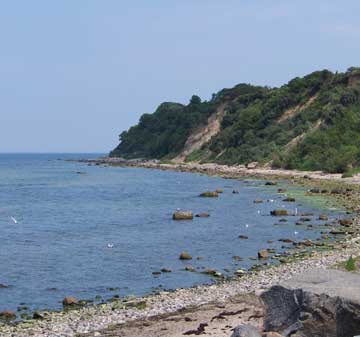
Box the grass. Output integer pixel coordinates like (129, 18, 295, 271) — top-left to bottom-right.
(345, 256, 356, 271)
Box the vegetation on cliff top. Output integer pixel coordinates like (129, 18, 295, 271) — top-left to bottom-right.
(110, 67, 360, 173)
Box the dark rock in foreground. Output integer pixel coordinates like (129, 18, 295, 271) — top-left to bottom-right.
(261, 268, 360, 337)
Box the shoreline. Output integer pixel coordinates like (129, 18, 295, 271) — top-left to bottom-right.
(2, 159, 360, 336)
(79, 157, 360, 184)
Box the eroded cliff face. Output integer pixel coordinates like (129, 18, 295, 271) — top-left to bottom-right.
(173, 103, 228, 163)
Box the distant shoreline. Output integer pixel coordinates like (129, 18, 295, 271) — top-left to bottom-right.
(79, 156, 360, 186)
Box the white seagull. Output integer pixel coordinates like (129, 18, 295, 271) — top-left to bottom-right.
(245, 224, 249, 228)
(11, 216, 18, 224)
(294, 231, 299, 235)
(107, 243, 114, 248)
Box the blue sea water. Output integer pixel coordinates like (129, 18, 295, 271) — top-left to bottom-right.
(0, 154, 344, 313)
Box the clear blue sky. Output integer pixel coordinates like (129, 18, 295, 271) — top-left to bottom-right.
(1, 0, 359, 153)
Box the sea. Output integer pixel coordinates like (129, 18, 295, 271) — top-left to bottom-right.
(0, 153, 345, 313)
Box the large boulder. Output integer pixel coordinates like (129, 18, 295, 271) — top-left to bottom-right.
(270, 210, 289, 216)
(179, 252, 192, 260)
(231, 325, 262, 337)
(261, 269, 360, 337)
(258, 250, 269, 259)
(173, 211, 193, 220)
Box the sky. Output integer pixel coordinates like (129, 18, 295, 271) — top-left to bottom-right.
(1, 0, 360, 153)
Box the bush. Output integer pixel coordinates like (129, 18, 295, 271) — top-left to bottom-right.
(342, 172, 353, 178)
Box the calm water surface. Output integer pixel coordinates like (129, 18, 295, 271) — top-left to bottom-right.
(0, 154, 344, 312)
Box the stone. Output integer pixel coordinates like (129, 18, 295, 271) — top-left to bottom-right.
(161, 268, 172, 273)
(301, 212, 314, 216)
(184, 265, 196, 272)
(271, 210, 289, 216)
(173, 211, 193, 220)
(233, 190, 240, 194)
(246, 162, 258, 169)
(63, 296, 78, 306)
(278, 188, 287, 193)
(319, 214, 328, 221)
(239, 235, 249, 239)
(0, 284, 9, 288)
(258, 250, 269, 259)
(339, 218, 352, 227)
(199, 191, 218, 197)
(235, 268, 246, 276)
(265, 181, 277, 186)
(283, 197, 295, 202)
(202, 269, 222, 277)
(33, 311, 44, 319)
(215, 189, 224, 193)
(195, 212, 210, 218)
(0, 310, 16, 320)
(254, 198, 263, 203)
(179, 252, 192, 260)
(231, 324, 262, 337)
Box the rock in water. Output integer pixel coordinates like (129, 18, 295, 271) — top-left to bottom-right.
(179, 252, 192, 260)
(172, 211, 193, 220)
(270, 210, 289, 216)
(265, 181, 277, 186)
(231, 325, 262, 337)
(62, 297, 78, 306)
(283, 197, 295, 202)
(0, 310, 16, 320)
(195, 212, 210, 218)
(199, 191, 218, 197)
(258, 249, 269, 259)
